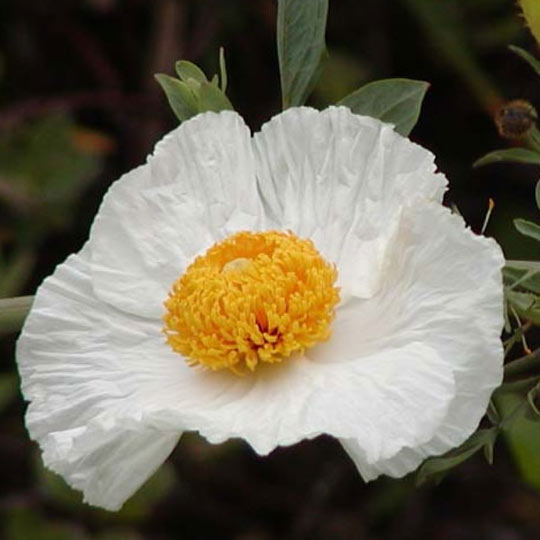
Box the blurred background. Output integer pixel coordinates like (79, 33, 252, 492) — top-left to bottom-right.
(1, 0, 540, 538)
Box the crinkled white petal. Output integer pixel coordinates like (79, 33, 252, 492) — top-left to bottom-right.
(16, 107, 505, 509)
(17, 241, 459, 501)
(253, 106, 448, 299)
(89, 111, 267, 319)
(308, 203, 504, 479)
(43, 426, 179, 511)
(17, 248, 181, 510)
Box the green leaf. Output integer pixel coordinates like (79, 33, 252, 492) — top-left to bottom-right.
(175, 60, 208, 84)
(473, 147, 540, 167)
(515, 218, 540, 241)
(197, 81, 234, 113)
(536, 180, 540, 209)
(416, 428, 498, 486)
(495, 392, 540, 491)
(527, 384, 540, 418)
(504, 267, 540, 294)
(509, 44, 540, 78)
(277, 0, 328, 108)
(154, 74, 198, 122)
(338, 79, 430, 137)
(506, 289, 540, 324)
(504, 260, 540, 293)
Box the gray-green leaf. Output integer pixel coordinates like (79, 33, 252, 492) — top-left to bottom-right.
(175, 60, 208, 84)
(416, 428, 498, 486)
(474, 147, 540, 168)
(197, 82, 234, 113)
(277, 0, 328, 109)
(506, 289, 540, 325)
(515, 218, 540, 242)
(536, 180, 540, 210)
(338, 79, 429, 137)
(504, 263, 540, 294)
(154, 74, 198, 122)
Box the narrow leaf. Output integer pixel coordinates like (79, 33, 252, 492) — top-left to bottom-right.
(506, 289, 540, 325)
(338, 79, 429, 137)
(509, 44, 540, 78)
(175, 60, 208, 84)
(515, 218, 540, 241)
(219, 47, 228, 92)
(474, 148, 540, 168)
(197, 82, 234, 113)
(504, 266, 540, 294)
(536, 180, 540, 209)
(155, 74, 198, 122)
(277, 0, 328, 108)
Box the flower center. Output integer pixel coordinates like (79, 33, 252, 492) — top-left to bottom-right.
(163, 231, 340, 374)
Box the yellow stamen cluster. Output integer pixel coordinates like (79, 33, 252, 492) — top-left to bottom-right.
(163, 231, 340, 374)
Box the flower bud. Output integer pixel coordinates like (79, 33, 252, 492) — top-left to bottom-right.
(494, 99, 538, 139)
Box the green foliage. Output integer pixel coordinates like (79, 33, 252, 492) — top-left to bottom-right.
(495, 392, 540, 491)
(277, 0, 328, 108)
(509, 45, 540, 77)
(0, 115, 100, 228)
(515, 218, 540, 242)
(506, 290, 540, 325)
(338, 79, 429, 137)
(5, 508, 84, 540)
(504, 260, 540, 294)
(175, 61, 208, 85)
(156, 51, 232, 123)
(474, 147, 540, 167)
(311, 50, 368, 106)
(154, 75, 199, 122)
(416, 428, 498, 486)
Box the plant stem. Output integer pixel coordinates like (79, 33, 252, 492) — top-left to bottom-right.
(0, 296, 34, 335)
(504, 347, 540, 378)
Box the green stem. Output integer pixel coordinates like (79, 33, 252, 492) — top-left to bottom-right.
(0, 296, 34, 335)
(504, 347, 540, 378)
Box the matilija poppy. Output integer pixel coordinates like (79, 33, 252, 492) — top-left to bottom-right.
(16, 107, 504, 511)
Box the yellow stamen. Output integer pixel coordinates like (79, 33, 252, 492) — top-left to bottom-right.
(163, 231, 340, 374)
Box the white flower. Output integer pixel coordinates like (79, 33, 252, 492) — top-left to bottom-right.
(16, 107, 504, 511)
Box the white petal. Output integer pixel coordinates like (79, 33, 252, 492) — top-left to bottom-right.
(42, 426, 178, 511)
(322, 203, 504, 479)
(89, 111, 266, 319)
(253, 106, 447, 299)
(185, 343, 456, 460)
(17, 243, 456, 482)
(17, 247, 181, 510)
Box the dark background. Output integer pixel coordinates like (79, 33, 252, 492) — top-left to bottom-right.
(1, 1, 540, 538)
